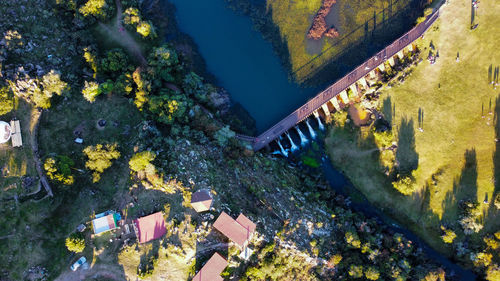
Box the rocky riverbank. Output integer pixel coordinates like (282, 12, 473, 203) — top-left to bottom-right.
(307, 0, 340, 40)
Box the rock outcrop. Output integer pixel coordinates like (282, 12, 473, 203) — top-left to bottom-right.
(307, 0, 339, 40)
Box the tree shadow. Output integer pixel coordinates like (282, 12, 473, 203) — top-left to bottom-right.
(137, 239, 160, 276)
(382, 96, 393, 127)
(418, 107, 424, 129)
(442, 148, 478, 222)
(395, 117, 418, 176)
(484, 95, 500, 227)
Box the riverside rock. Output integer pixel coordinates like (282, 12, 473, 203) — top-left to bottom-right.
(308, 0, 339, 40)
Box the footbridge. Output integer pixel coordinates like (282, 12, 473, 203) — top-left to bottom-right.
(249, 11, 439, 151)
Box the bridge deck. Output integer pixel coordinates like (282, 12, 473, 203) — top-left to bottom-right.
(252, 11, 439, 151)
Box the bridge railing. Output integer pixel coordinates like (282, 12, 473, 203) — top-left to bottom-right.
(252, 10, 439, 151)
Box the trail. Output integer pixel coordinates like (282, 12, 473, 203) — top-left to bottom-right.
(55, 263, 126, 281)
(98, 0, 147, 66)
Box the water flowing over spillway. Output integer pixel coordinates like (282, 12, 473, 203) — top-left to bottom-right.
(306, 119, 316, 139)
(286, 132, 299, 152)
(295, 126, 309, 146)
(277, 140, 288, 157)
(316, 115, 325, 130)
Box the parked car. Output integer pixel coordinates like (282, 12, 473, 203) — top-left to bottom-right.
(70, 257, 87, 271)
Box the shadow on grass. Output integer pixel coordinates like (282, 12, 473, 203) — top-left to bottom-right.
(395, 117, 418, 176)
(441, 148, 478, 222)
(382, 96, 393, 127)
(484, 95, 500, 227)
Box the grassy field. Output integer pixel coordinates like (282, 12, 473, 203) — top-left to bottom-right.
(326, 0, 500, 252)
(267, 0, 415, 82)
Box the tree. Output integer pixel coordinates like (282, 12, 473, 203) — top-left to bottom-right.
(100, 49, 129, 74)
(392, 174, 417, 195)
(345, 231, 361, 248)
(348, 265, 363, 278)
(129, 151, 156, 173)
(82, 81, 100, 102)
(44, 156, 75, 185)
(470, 252, 492, 268)
(9, 70, 67, 109)
(214, 125, 235, 147)
(83, 47, 98, 77)
(65, 233, 85, 253)
(79, 0, 108, 19)
(147, 90, 191, 125)
(136, 22, 153, 38)
(83, 143, 120, 182)
(365, 267, 380, 280)
(123, 7, 140, 25)
(0, 86, 14, 116)
(486, 264, 500, 281)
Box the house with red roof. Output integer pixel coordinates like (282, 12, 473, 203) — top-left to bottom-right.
(213, 212, 256, 249)
(192, 252, 227, 281)
(133, 212, 166, 243)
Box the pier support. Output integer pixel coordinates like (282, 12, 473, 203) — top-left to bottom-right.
(377, 63, 386, 73)
(339, 90, 349, 104)
(330, 97, 341, 111)
(407, 44, 414, 52)
(388, 57, 395, 67)
(321, 104, 330, 116)
(369, 70, 377, 79)
(397, 50, 404, 60)
(349, 84, 359, 98)
(313, 110, 319, 118)
(358, 77, 368, 89)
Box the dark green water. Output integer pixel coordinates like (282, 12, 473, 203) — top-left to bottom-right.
(168, 0, 318, 133)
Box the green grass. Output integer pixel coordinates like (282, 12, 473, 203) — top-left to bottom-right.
(267, 0, 413, 81)
(326, 0, 500, 253)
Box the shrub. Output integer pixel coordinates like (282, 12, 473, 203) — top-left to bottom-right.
(365, 267, 380, 280)
(392, 174, 416, 195)
(82, 81, 100, 103)
(129, 151, 156, 173)
(214, 125, 235, 147)
(348, 265, 363, 278)
(486, 264, 500, 281)
(65, 233, 85, 253)
(345, 231, 361, 248)
(440, 226, 457, 244)
(470, 252, 492, 268)
(332, 110, 348, 127)
(494, 194, 500, 209)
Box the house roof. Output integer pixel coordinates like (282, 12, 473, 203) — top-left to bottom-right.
(213, 212, 256, 248)
(92, 214, 117, 235)
(192, 252, 227, 281)
(191, 189, 213, 212)
(236, 214, 257, 234)
(134, 212, 166, 243)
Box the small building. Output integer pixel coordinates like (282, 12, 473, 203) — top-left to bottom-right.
(92, 211, 120, 235)
(213, 212, 256, 249)
(0, 121, 11, 144)
(10, 120, 22, 147)
(191, 189, 213, 213)
(134, 212, 166, 243)
(192, 252, 227, 281)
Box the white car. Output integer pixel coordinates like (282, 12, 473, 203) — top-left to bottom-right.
(70, 257, 87, 271)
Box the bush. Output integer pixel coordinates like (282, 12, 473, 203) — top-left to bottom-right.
(470, 252, 492, 268)
(65, 233, 85, 253)
(365, 267, 380, 280)
(214, 125, 235, 147)
(440, 226, 456, 244)
(129, 151, 156, 173)
(486, 264, 500, 281)
(392, 174, 416, 195)
(44, 156, 75, 185)
(348, 265, 363, 278)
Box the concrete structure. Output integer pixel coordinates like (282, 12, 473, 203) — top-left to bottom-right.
(213, 212, 256, 249)
(192, 252, 227, 281)
(134, 212, 166, 243)
(92, 212, 120, 235)
(191, 189, 213, 213)
(249, 11, 440, 151)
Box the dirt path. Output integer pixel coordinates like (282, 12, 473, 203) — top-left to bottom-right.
(99, 0, 147, 66)
(30, 109, 53, 197)
(55, 263, 127, 281)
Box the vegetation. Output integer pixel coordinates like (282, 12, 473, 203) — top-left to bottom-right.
(44, 155, 75, 185)
(0, 86, 14, 115)
(65, 232, 86, 253)
(326, 0, 500, 279)
(83, 143, 121, 182)
(8, 70, 67, 109)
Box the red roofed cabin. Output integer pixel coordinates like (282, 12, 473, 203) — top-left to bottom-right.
(134, 212, 166, 243)
(213, 212, 256, 249)
(192, 252, 227, 281)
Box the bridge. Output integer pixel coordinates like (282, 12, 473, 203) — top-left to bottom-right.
(248, 10, 440, 151)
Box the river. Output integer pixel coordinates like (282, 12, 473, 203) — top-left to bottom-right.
(168, 0, 318, 133)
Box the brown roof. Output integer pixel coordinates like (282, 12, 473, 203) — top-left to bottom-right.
(213, 212, 256, 248)
(192, 252, 227, 281)
(191, 189, 213, 212)
(134, 212, 166, 243)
